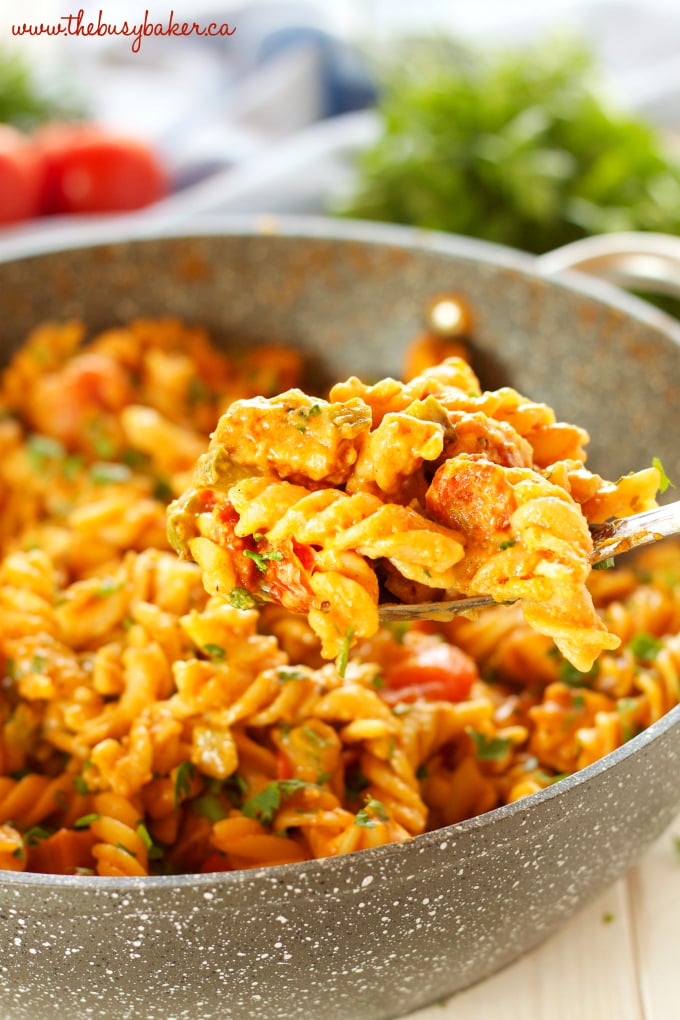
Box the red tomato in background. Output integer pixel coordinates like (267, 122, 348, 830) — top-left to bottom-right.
(37, 124, 168, 215)
(0, 124, 45, 225)
(381, 640, 478, 704)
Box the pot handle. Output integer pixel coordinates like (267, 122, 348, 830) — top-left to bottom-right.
(535, 231, 680, 298)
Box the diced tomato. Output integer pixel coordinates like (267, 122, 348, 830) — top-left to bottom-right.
(0, 124, 45, 225)
(266, 539, 316, 614)
(381, 640, 478, 705)
(37, 123, 168, 215)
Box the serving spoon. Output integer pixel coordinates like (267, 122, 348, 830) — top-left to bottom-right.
(378, 499, 680, 623)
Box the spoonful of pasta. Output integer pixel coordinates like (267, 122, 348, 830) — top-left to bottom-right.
(168, 351, 674, 676)
(377, 500, 680, 623)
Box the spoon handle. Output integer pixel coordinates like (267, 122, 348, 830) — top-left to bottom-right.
(378, 500, 680, 624)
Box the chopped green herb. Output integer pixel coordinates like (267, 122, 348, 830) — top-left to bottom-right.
(121, 447, 149, 469)
(593, 556, 616, 570)
(115, 842, 137, 858)
(617, 697, 638, 715)
(71, 866, 96, 876)
(174, 761, 196, 806)
(192, 793, 229, 823)
(89, 461, 132, 485)
(97, 578, 124, 597)
(153, 477, 173, 502)
(243, 548, 284, 572)
(224, 773, 249, 808)
(62, 454, 85, 481)
(277, 668, 307, 684)
(469, 730, 513, 761)
(499, 539, 516, 550)
(302, 726, 331, 748)
(85, 421, 116, 460)
(72, 776, 90, 795)
(242, 779, 315, 826)
(29, 655, 47, 674)
(652, 457, 674, 494)
(335, 627, 355, 679)
(53, 790, 68, 811)
(416, 763, 429, 780)
(571, 694, 586, 711)
(355, 798, 390, 828)
(73, 813, 100, 830)
(187, 377, 213, 405)
(203, 643, 226, 661)
(135, 823, 153, 851)
(558, 658, 600, 688)
(26, 434, 65, 470)
(628, 632, 664, 661)
(386, 620, 409, 645)
(371, 673, 385, 690)
(23, 825, 52, 845)
(228, 586, 259, 610)
(12, 846, 25, 860)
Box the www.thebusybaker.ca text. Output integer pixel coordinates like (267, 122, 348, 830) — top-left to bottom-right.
(12, 9, 237, 54)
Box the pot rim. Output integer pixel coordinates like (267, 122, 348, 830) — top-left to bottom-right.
(1, 212, 679, 891)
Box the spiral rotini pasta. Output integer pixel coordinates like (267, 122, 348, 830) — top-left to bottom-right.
(0, 316, 676, 876)
(169, 359, 658, 671)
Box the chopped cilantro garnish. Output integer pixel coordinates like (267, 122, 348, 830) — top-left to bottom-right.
(73, 813, 100, 830)
(593, 556, 616, 570)
(29, 655, 46, 674)
(135, 823, 153, 850)
(335, 626, 355, 679)
(244, 548, 284, 572)
(277, 668, 307, 683)
(72, 776, 90, 795)
(302, 726, 331, 748)
(627, 632, 664, 661)
(173, 761, 196, 806)
(12, 846, 25, 860)
(224, 772, 249, 808)
(571, 694, 586, 711)
(468, 730, 513, 761)
(242, 779, 314, 825)
(652, 457, 674, 494)
(115, 842, 137, 858)
(203, 643, 226, 661)
(617, 697, 638, 714)
(26, 434, 65, 470)
(558, 657, 600, 688)
(24, 825, 52, 845)
(355, 798, 389, 828)
(499, 538, 516, 550)
(192, 793, 229, 823)
(153, 477, 173, 502)
(416, 763, 429, 780)
(228, 586, 259, 610)
(89, 462, 132, 485)
(121, 447, 149, 469)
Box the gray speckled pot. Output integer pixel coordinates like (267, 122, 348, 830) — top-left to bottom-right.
(1, 217, 679, 1020)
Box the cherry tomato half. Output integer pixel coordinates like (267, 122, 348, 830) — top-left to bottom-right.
(0, 124, 45, 225)
(37, 123, 168, 215)
(382, 640, 478, 704)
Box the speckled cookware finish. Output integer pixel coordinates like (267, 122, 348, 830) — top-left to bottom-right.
(0, 217, 679, 1020)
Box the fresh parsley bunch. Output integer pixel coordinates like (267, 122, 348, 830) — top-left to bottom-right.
(340, 36, 680, 254)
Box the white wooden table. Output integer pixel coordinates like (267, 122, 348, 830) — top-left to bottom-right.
(406, 813, 680, 1020)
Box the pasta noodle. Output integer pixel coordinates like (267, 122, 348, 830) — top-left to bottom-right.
(169, 359, 659, 671)
(0, 316, 676, 877)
